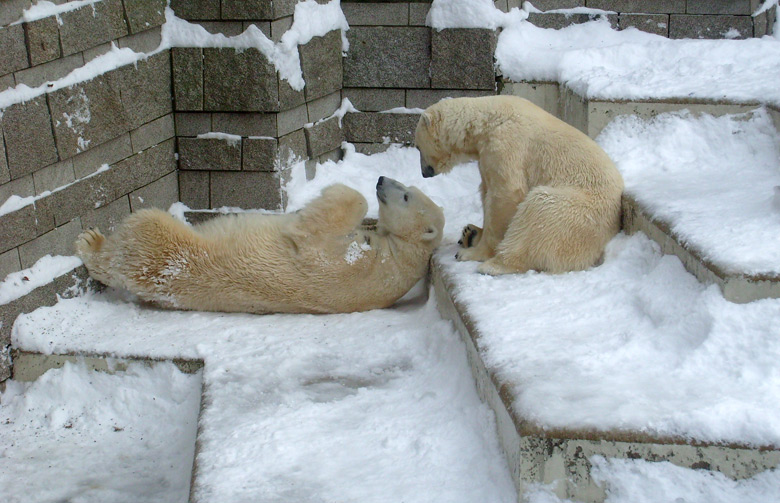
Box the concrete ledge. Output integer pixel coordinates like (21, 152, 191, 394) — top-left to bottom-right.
(622, 194, 780, 304)
(430, 258, 780, 502)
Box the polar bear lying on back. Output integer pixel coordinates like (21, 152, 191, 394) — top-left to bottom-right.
(415, 95, 623, 275)
(75, 178, 444, 314)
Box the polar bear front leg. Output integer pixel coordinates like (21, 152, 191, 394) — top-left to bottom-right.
(456, 189, 519, 262)
(458, 224, 482, 248)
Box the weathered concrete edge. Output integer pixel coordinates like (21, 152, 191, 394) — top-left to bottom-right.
(430, 257, 780, 501)
(622, 194, 780, 304)
(11, 348, 206, 503)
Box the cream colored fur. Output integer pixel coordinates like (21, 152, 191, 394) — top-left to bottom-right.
(75, 179, 444, 314)
(415, 95, 624, 275)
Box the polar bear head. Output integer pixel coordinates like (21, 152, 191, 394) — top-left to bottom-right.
(415, 103, 476, 179)
(376, 177, 444, 247)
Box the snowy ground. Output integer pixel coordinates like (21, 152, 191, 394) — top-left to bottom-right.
(3, 0, 780, 501)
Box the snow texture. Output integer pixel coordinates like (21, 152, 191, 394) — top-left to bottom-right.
(0, 255, 82, 305)
(597, 108, 780, 277)
(0, 361, 201, 503)
(11, 292, 515, 503)
(196, 132, 242, 147)
(496, 19, 780, 105)
(524, 457, 780, 503)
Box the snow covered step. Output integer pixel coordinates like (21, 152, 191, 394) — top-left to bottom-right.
(601, 109, 780, 303)
(501, 80, 760, 139)
(431, 235, 780, 502)
(621, 194, 780, 303)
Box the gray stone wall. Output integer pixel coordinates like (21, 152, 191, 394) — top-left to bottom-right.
(498, 0, 774, 38)
(342, 1, 497, 152)
(0, 0, 173, 380)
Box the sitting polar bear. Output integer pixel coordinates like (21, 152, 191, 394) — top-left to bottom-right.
(415, 95, 623, 275)
(75, 177, 444, 314)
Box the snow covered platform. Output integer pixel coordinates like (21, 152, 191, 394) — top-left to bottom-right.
(497, 20, 780, 138)
(601, 109, 780, 304)
(431, 235, 780, 502)
(6, 287, 515, 503)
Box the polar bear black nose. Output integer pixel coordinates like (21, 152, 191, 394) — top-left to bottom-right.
(421, 165, 435, 178)
(377, 176, 385, 188)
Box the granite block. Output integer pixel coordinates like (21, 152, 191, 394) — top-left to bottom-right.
(49, 74, 129, 159)
(585, 0, 685, 13)
(342, 2, 409, 25)
(212, 112, 277, 137)
(409, 2, 430, 25)
(431, 29, 497, 90)
(71, 133, 133, 179)
(178, 170, 210, 208)
(0, 23, 28, 76)
(80, 195, 131, 233)
(169, 0, 219, 20)
(59, 0, 128, 56)
(279, 76, 306, 111)
(173, 48, 203, 111)
(195, 21, 244, 36)
(242, 137, 278, 171)
(123, 0, 167, 34)
(178, 137, 242, 171)
(0, 198, 55, 253)
(305, 116, 344, 158)
(669, 14, 753, 38)
(527, 11, 617, 28)
(271, 17, 293, 42)
(343, 26, 431, 88)
(18, 218, 83, 269)
(0, 175, 34, 206)
(129, 171, 178, 211)
(0, 0, 33, 27)
(0, 131, 8, 184)
(175, 113, 212, 136)
(130, 114, 175, 153)
(278, 129, 307, 165)
(2, 96, 58, 179)
(343, 88, 405, 111)
(0, 248, 21, 281)
(82, 43, 113, 64)
(300, 30, 343, 101)
(307, 91, 341, 123)
(277, 105, 308, 137)
(116, 51, 173, 129)
(686, 0, 751, 15)
(343, 111, 419, 143)
(32, 159, 75, 195)
(14, 53, 84, 89)
(117, 25, 164, 53)
(619, 13, 669, 35)
(221, 0, 273, 19)
(0, 74, 14, 94)
(204, 48, 279, 111)
(210, 171, 282, 210)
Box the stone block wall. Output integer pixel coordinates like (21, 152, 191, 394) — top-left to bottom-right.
(502, 0, 775, 38)
(341, 1, 497, 152)
(0, 0, 174, 381)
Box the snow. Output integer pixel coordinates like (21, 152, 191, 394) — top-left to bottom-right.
(196, 132, 242, 147)
(0, 163, 110, 216)
(597, 108, 780, 277)
(159, 1, 348, 91)
(0, 255, 82, 305)
(10, 291, 515, 503)
(495, 19, 780, 105)
(17, 0, 101, 24)
(524, 457, 780, 503)
(0, 361, 200, 503)
(426, 0, 527, 30)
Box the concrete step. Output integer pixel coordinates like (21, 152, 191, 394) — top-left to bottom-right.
(622, 194, 780, 304)
(501, 80, 761, 139)
(431, 257, 780, 503)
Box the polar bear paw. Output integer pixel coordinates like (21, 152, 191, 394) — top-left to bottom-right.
(75, 228, 105, 257)
(458, 224, 482, 249)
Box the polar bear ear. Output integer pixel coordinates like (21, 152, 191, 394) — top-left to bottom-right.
(421, 110, 439, 130)
(422, 226, 439, 242)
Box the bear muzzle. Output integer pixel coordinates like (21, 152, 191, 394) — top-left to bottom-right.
(421, 165, 435, 178)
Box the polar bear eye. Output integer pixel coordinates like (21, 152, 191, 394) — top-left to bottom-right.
(403, 194, 409, 202)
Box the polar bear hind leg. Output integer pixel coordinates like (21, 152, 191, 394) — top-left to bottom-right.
(483, 186, 607, 275)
